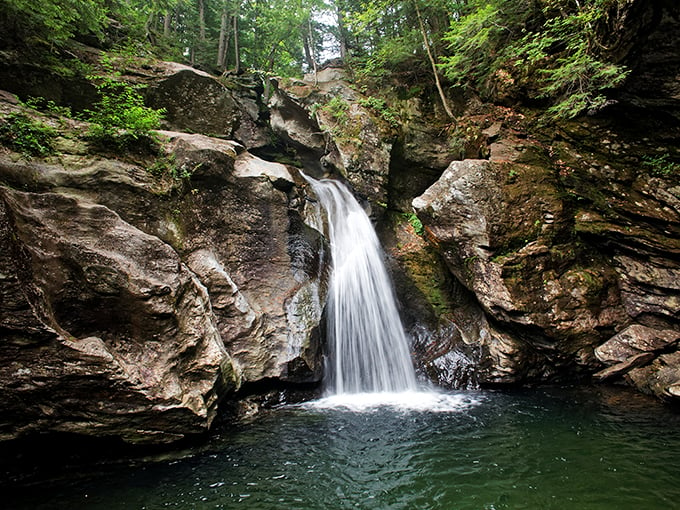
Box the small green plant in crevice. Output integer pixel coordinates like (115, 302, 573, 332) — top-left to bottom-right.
(148, 153, 179, 177)
(642, 153, 679, 178)
(358, 96, 400, 128)
(171, 164, 194, 181)
(22, 96, 72, 118)
(148, 154, 196, 192)
(403, 212, 425, 236)
(323, 97, 350, 124)
(0, 112, 56, 157)
(83, 77, 165, 150)
(507, 168, 519, 183)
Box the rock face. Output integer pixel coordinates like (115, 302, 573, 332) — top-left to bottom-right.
(412, 158, 622, 382)
(410, 109, 680, 400)
(0, 187, 236, 444)
(274, 73, 395, 205)
(161, 132, 326, 384)
(0, 95, 327, 443)
(145, 64, 271, 149)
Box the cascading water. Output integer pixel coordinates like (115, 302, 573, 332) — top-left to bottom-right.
(305, 176, 418, 395)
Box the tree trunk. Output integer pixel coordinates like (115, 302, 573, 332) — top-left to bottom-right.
(303, 32, 314, 70)
(336, 3, 348, 60)
(414, 1, 454, 119)
(233, 12, 241, 74)
(163, 12, 172, 37)
(216, 5, 229, 69)
(305, 18, 318, 83)
(145, 10, 157, 45)
(198, 0, 207, 41)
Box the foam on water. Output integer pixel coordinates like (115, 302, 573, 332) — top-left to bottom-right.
(303, 390, 482, 413)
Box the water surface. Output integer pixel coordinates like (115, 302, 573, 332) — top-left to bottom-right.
(6, 386, 680, 509)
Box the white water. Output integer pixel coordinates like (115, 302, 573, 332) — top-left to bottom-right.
(305, 176, 418, 395)
(306, 391, 481, 413)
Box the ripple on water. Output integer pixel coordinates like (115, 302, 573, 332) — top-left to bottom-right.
(5, 386, 680, 510)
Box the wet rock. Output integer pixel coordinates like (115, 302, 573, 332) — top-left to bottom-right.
(413, 158, 628, 380)
(593, 352, 657, 382)
(0, 188, 238, 444)
(595, 324, 679, 365)
(619, 7, 680, 122)
(380, 210, 539, 387)
(626, 351, 680, 403)
(593, 325, 680, 400)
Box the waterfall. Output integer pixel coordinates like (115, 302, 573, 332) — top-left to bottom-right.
(305, 176, 418, 394)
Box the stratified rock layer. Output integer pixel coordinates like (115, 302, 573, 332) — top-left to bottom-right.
(0, 94, 327, 443)
(411, 114, 679, 400)
(0, 187, 236, 443)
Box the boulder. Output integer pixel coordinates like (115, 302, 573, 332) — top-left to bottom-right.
(276, 78, 394, 205)
(595, 324, 680, 365)
(160, 131, 327, 384)
(0, 188, 238, 444)
(0, 107, 328, 443)
(593, 325, 680, 401)
(145, 65, 270, 149)
(379, 211, 533, 387)
(413, 158, 628, 380)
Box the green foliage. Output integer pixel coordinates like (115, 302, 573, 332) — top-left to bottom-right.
(347, 0, 458, 86)
(148, 153, 192, 180)
(642, 154, 679, 178)
(22, 97, 72, 118)
(84, 78, 165, 148)
(0, 112, 56, 157)
(323, 97, 350, 124)
(440, 3, 508, 89)
(507, 168, 519, 183)
(0, 0, 107, 47)
(441, 0, 631, 118)
(358, 96, 400, 128)
(402, 212, 425, 236)
(0, 0, 635, 122)
(527, 5, 630, 118)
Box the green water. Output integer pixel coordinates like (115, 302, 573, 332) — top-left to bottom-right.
(6, 386, 680, 509)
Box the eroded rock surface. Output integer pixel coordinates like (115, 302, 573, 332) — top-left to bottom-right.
(0, 188, 237, 444)
(411, 114, 679, 399)
(145, 66, 270, 149)
(0, 100, 327, 443)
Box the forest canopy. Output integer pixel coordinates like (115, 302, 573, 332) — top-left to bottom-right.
(0, 0, 639, 118)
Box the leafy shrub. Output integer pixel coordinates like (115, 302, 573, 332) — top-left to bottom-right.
(358, 96, 400, 128)
(84, 78, 165, 149)
(403, 212, 425, 236)
(22, 96, 72, 118)
(0, 112, 56, 157)
(323, 97, 350, 123)
(441, 0, 631, 119)
(642, 154, 679, 178)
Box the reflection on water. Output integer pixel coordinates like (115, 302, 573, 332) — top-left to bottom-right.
(6, 386, 680, 509)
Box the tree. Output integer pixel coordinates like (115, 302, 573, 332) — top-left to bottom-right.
(439, 0, 631, 118)
(216, 0, 231, 69)
(413, 0, 454, 118)
(0, 0, 108, 47)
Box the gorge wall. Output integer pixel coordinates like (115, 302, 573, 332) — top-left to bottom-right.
(1, 9, 679, 445)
